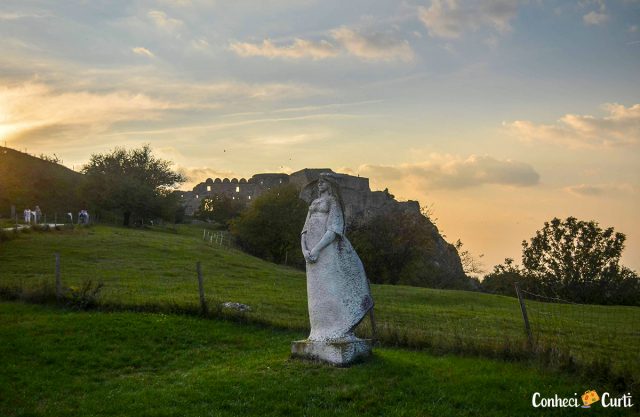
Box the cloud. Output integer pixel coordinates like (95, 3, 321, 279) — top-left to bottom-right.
(160, 0, 192, 6)
(583, 10, 608, 25)
(418, 0, 518, 39)
(132, 46, 155, 58)
(0, 78, 329, 145)
(347, 154, 540, 191)
(0, 12, 50, 20)
(148, 10, 183, 32)
(190, 38, 209, 51)
(229, 27, 414, 62)
(330, 27, 414, 62)
(505, 103, 640, 148)
(175, 81, 324, 103)
(229, 38, 339, 60)
(564, 183, 636, 197)
(582, 0, 608, 26)
(104, 113, 360, 137)
(67, 68, 326, 107)
(0, 82, 178, 145)
(248, 132, 329, 146)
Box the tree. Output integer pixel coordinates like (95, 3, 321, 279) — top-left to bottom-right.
(350, 209, 433, 286)
(196, 194, 244, 227)
(454, 239, 485, 276)
(349, 209, 474, 289)
(230, 185, 308, 266)
(480, 258, 542, 297)
(82, 146, 185, 226)
(521, 217, 631, 302)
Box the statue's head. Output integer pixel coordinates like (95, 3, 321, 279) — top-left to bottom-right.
(318, 172, 341, 196)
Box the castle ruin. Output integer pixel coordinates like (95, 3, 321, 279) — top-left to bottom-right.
(179, 168, 466, 279)
(179, 168, 420, 223)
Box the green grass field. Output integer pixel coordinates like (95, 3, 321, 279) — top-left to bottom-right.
(0, 225, 638, 382)
(0, 301, 633, 417)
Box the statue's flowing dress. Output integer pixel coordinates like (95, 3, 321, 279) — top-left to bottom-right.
(302, 195, 373, 341)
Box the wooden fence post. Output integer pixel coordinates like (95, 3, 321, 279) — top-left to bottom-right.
(55, 253, 61, 301)
(515, 282, 533, 346)
(196, 261, 208, 315)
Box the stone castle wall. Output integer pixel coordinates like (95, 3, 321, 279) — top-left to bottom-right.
(179, 168, 415, 223)
(179, 167, 465, 279)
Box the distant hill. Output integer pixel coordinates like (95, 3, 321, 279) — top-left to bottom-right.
(0, 147, 85, 219)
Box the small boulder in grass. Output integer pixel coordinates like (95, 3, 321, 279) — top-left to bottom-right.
(222, 302, 252, 312)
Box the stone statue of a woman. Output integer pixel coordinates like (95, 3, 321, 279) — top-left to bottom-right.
(291, 173, 374, 365)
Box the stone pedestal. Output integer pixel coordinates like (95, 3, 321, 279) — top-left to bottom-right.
(291, 338, 372, 366)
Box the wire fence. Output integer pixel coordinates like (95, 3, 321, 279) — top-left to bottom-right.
(1, 225, 638, 386)
(520, 289, 640, 376)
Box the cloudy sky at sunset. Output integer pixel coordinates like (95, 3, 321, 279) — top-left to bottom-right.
(1, 0, 639, 272)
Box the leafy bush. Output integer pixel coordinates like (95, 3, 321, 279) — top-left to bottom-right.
(350, 209, 474, 290)
(0, 279, 104, 310)
(481, 258, 542, 296)
(483, 217, 640, 305)
(230, 185, 307, 267)
(196, 194, 245, 228)
(66, 280, 104, 310)
(0, 229, 17, 243)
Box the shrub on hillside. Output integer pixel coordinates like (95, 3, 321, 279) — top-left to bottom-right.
(0, 229, 17, 243)
(67, 280, 104, 310)
(196, 194, 245, 228)
(480, 258, 542, 296)
(483, 217, 640, 305)
(350, 209, 475, 290)
(230, 185, 308, 266)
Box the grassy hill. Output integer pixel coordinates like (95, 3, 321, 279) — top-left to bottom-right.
(0, 146, 85, 219)
(0, 225, 638, 384)
(2, 301, 633, 417)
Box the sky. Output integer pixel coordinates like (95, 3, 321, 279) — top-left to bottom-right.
(1, 0, 639, 273)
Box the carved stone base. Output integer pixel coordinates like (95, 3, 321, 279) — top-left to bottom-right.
(291, 338, 372, 366)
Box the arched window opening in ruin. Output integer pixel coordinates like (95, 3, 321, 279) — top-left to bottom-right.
(207, 185, 211, 192)
(236, 186, 240, 192)
(196, 194, 199, 199)
(248, 196, 252, 200)
(279, 179, 282, 184)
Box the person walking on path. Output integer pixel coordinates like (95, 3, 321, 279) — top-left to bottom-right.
(34, 206, 42, 224)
